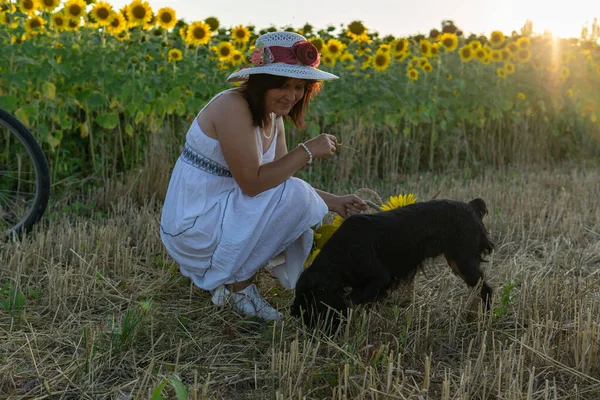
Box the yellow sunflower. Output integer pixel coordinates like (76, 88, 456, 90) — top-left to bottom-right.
(517, 92, 526, 100)
(439, 33, 458, 52)
(394, 51, 409, 63)
(91, 1, 112, 26)
(24, 15, 44, 35)
(64, 0, 86, 19)
(407, 68, 419, 81)
(475, 48, 487, 62)
(40, 0, 59, 12)
(126, 0, 152, 27)
(322, 53, 336, 68)
(566, 89, 573, 98)
(168, 48, 182, 63)
(324, 38, 344, 58)
(469, 40, 482, 50)
(373, 50, 391, 72)
(516, 48, 531, 63)
(156, 7, 176, 30)
(340, 52, 355, 69)
(309, 36, 323, 52)
(186, 20, 211, 45)
(430, 43, 440, 57)
(215, 41, 234, 61)
(231, 25, 250, 44)
(490, 50, 502, 62)
(346, 20, 367, 41)
(65, 16, 81, 31)
(560, 66, 570, 81)
(516, 37, 530, 49)
(497, 68, 506, 78)
(230, 49, 244, 66)
(489, 30, 505, 47)
(507, 42, 518, 53)
(0, 11, 19, 28)
(504, 62, 515, 74)
(391, 38, 409, 55)
(501, 48, 511, 61)
(459, 45, 473, 62)
(106, 12, 126, 35)
(419, 39, 431, 57)
(50, 11, 66, 30)
(381, 193, 417, 211)
(361, 55, 372, 70)
(18, 0, 39, 15)
(422, 62, 433, 73)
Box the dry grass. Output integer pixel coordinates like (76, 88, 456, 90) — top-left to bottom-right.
(1, 163, 600, 399)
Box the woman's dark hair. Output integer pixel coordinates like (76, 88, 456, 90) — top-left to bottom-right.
(238, 74, 322, 129)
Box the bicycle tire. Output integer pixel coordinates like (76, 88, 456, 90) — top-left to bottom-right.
(0, 107, 51, 237)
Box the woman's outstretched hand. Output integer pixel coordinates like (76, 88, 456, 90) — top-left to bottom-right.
(330, 194, 368, 218)
(303, 133, 338, 160)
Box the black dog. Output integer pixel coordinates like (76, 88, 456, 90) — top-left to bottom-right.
(291, 198, 494, 328)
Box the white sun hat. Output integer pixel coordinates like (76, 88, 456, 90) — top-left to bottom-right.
(226, 31, 339, 82)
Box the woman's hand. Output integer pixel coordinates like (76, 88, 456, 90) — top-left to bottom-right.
(329, 194, 368, 218)
(303, 133, 338, 160)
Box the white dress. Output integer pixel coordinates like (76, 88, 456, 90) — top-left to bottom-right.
(159, 89, 329, 292)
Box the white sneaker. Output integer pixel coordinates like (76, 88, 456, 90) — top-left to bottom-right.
(229, 284, 283, 322)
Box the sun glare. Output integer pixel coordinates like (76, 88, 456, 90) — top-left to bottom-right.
(509, 0, 597, 39)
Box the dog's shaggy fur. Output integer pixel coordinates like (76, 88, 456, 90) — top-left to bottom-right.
(291, 198, 494, 328)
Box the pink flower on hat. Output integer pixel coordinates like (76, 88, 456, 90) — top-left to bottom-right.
(251, 45, 265, 66)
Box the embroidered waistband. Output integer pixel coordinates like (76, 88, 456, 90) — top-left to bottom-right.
(181, 145, 232, 177)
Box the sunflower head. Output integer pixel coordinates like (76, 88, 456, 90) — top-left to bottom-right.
(156, 7, 176, 30)
(216, 41, 234, 61)
(308, 36, 324, 52)
(516, 48, 531, 63)
(560, 66, 570, 80)
(347, 20, 369, 42)
(496, 68, 506, 78)
(517, 92, 526, 100)
(41, 0, 59, 12)
(429, 28, 440, 40)
(91, 1, 112, 26)
(407, 68, 419, 81)
(168, 48, 182, 62)
(380, 194, 417, 211)
(373, 50, 391, 72)
(324, 38, 344, 57)
(490, 31, 505, 47)
(231, 25, 250, 44)
(24, 15, 44, 35)
(504, 62, 515, 73)
(439, 33, 458, 52)
(459, 45, 473, 62)
(391, 38, 408, 55)
(204, 16, 219, 31)
(127, 0, 152, 26)
(65, 0, 87, 19)
(185, 20, 212, 46)
(419, 39, 431, 56)
(18, 0, 38, 14)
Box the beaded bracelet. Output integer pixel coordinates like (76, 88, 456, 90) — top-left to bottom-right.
(298, 142, 313, 164)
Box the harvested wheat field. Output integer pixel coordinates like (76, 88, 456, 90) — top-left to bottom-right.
(1, 163, 599, 399)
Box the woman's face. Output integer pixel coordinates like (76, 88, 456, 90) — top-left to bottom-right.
(265, 78, 307, 117)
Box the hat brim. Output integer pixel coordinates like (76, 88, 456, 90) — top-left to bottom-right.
(226, 63, 339, 82)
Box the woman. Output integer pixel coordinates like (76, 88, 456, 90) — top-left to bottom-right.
(160, 31, 366, 321)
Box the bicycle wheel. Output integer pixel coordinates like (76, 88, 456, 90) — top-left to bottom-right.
(0, 107, 51, 238)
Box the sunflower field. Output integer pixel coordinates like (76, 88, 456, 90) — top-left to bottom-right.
(1, 0, 600, 186)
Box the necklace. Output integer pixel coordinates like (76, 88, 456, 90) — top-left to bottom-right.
(262, 114, 275, 139)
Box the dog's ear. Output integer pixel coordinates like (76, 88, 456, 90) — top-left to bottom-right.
(469, 198, 488, 219)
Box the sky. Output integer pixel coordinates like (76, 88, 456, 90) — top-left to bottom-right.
(109, 0, 599, 40)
